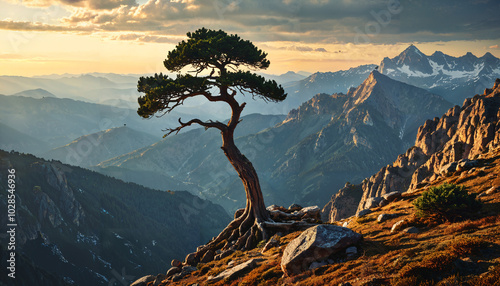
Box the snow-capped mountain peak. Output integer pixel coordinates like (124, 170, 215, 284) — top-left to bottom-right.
(379, 45, 500, 104)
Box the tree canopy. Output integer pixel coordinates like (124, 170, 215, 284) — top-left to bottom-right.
(137, 28, 286, 124)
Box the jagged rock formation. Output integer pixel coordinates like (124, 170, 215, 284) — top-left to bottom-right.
(322, 79, 500, 221)
(321, 183, 363, 223)
(34, 163, 86, 226)
(353, 79, 500, 215)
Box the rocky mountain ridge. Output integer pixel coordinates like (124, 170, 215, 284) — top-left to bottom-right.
(322, 78, 500, 222)
(284, 64, 377, 106)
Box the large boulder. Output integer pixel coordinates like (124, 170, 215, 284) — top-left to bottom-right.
(365, 197, 384, 209)
(184, 252, 198, 266)
(166, 267, 181, 277)
(382, 191, 402, 202)
(281, 224, 362, 276)
(200, 249, 215, 263)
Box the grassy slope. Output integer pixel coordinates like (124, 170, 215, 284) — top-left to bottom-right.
(154, 146, 500, 286)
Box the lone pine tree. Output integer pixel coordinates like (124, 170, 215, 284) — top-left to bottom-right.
(137, 28, 286, 251)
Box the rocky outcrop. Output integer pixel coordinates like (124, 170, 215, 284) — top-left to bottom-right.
(321, 184, 364, 222)
(355, 79, 500, 213)
(281, 224, 362, 276)
(33, 186, 64, 228)
(356, 146, 427, 212)
(31, 162, 85, 226)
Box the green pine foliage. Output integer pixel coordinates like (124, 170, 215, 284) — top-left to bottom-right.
(413, 183, 482, 222)
(137, 28, 286, 120)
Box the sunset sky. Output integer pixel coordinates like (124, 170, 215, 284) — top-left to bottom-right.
(1, 0, 499, 76)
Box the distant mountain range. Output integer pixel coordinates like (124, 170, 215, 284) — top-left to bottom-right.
(0, 150, 230, 286)
(0, 94, 192, 152)
(0, 71, 309, 109)
(0, 74, 135, 104)
(2, 46, 498, 116)
(286, 46, 500, 107)
(284, 64, 377, 103)
(44, 126, 158, 167)
(380, 45, 500, 104)
(0, 122, 50, 154)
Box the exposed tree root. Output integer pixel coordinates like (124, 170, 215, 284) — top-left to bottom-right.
(191, 208, 319, 264)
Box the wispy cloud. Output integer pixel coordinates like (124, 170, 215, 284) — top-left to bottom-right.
(113, 33, 183, 43)
(0, 19, 91, 32)
(276, 45, 328, 52)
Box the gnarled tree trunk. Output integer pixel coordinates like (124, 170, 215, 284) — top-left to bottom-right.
(199, 96, 273, 252)
(222, 132, 270, 222)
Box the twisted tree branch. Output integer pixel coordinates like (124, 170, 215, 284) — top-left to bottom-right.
(164, 117, 227, 137)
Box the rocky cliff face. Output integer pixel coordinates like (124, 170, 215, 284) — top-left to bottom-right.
(354, 78, 500, 214)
